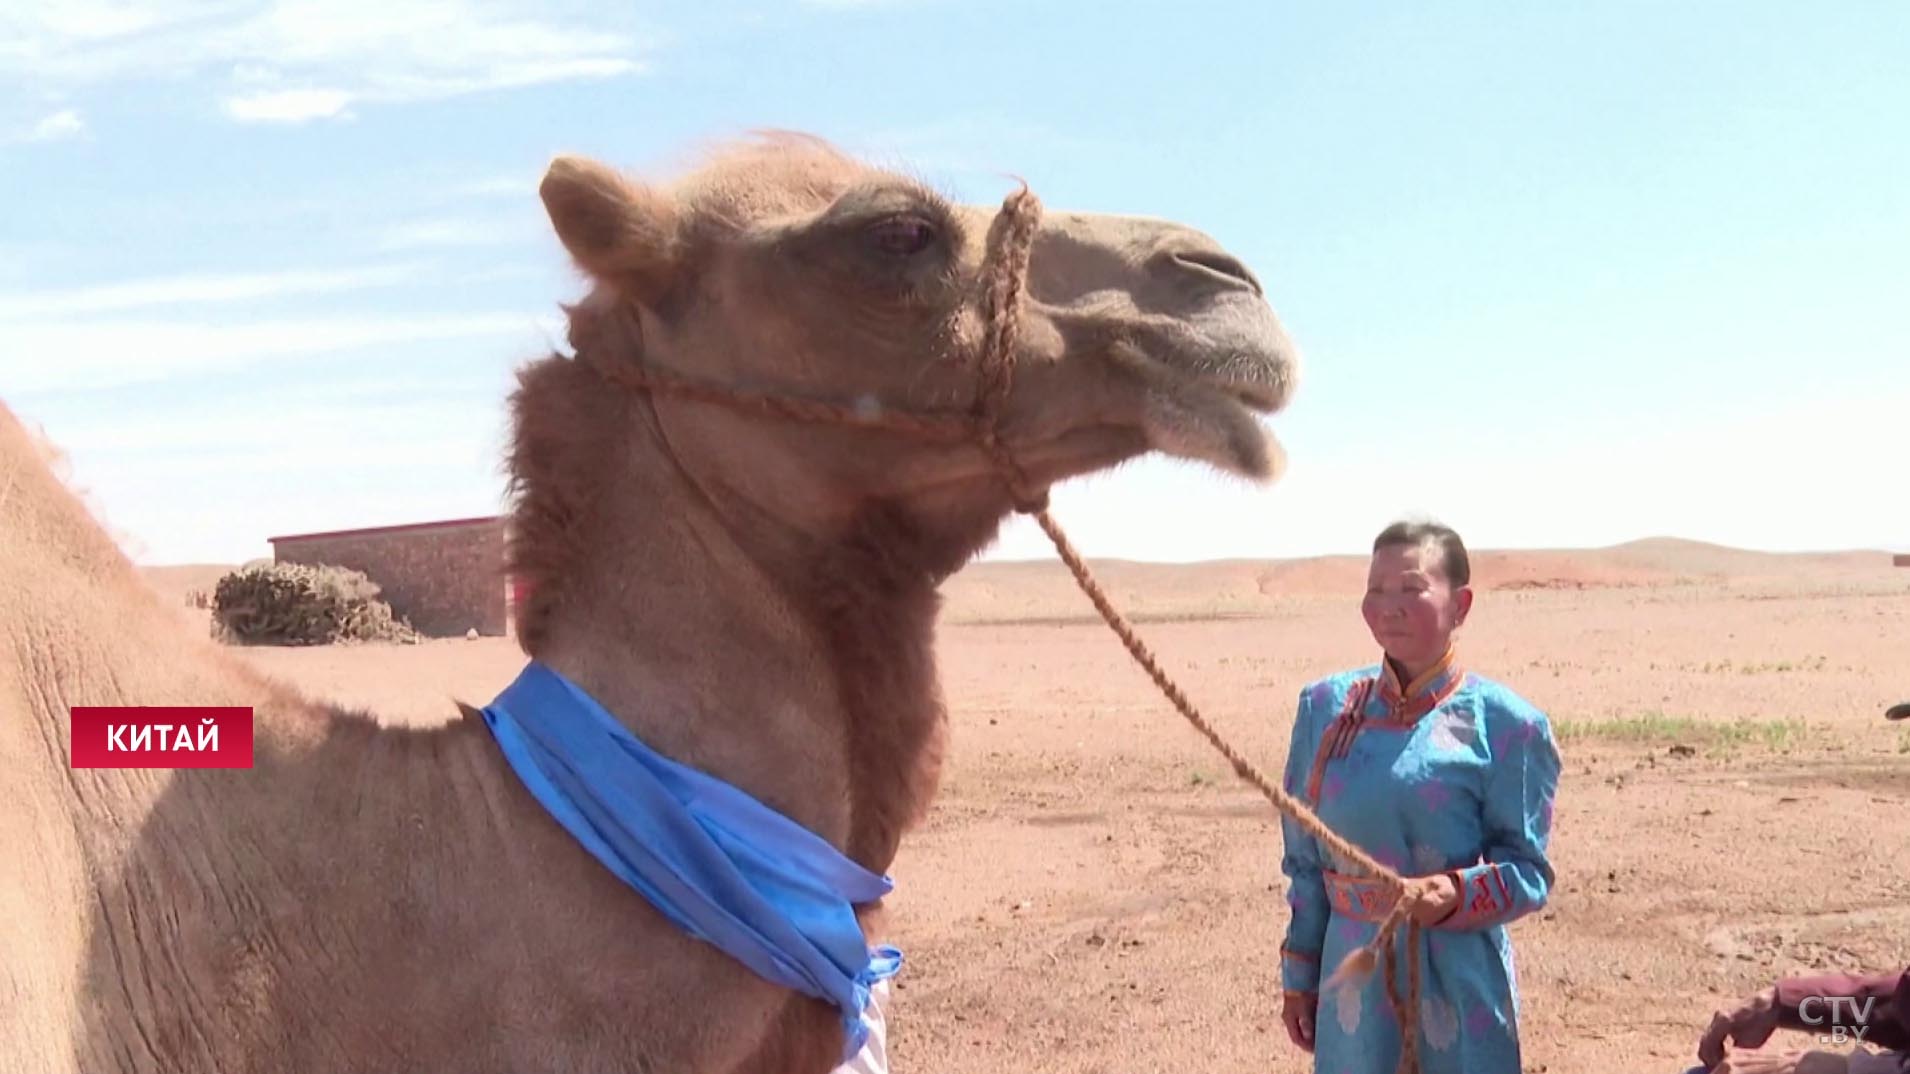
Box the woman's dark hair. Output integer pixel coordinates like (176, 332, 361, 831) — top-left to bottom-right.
(1373, 519, 1470, 587)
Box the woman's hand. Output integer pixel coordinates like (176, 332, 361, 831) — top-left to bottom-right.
(1280, 989, 1316, 1053)
(1400, 873, 1460, 925)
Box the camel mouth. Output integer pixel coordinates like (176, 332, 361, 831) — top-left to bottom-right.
(1052, 322, 1296, 481)
(1210, 374, 1288, 414)
(1140, 357, 1292, 480)
(1180, 305, 1301, 419)
(1182, 344, 1299, 421)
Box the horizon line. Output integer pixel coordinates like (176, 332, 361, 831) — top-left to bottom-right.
(135, 533, 1910, 570)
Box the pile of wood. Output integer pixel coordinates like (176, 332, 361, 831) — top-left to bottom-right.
(211, 562, 420, 646)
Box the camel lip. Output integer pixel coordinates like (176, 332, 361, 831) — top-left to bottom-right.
(1110, 339, 1295, 416)
(1196, 364, 1292, 415)
(1216, 378, 1285, 413)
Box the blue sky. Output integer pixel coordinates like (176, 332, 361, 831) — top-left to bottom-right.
(4, 1, 1905, 565)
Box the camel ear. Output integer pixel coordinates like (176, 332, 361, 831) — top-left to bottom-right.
(539, 155, 680, 301)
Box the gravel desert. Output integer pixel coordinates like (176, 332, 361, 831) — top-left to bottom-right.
(143, 541, 1910, 1074)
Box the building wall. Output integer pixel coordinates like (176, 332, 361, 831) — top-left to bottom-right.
(272, 518, 508, 637)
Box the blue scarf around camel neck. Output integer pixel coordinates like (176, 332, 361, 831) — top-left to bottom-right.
(478, 659, 901, 1062)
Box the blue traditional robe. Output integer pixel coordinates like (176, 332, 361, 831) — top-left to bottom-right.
(1278, 649, 1562, 1074)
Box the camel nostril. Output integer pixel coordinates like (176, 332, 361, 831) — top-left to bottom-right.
(1166, 248, 1262, 296)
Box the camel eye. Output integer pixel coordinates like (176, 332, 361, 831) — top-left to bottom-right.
(866, 215, 938, 256)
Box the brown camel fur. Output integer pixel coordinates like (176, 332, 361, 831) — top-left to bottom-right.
(0, 131, 1300, 1074)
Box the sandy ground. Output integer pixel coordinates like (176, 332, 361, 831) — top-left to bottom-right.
(144, 542, 1910, 1074)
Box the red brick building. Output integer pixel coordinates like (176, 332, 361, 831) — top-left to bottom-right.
(268, 515, 512, 638)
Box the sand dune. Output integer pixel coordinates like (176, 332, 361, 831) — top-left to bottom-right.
(936, 538, 1905, 624)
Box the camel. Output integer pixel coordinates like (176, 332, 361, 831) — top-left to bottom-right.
(1, 131, 1299, 1074)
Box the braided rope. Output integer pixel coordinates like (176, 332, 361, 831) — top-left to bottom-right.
(589, 360, 983, 444)
(1028, 507, 1392, 879)
(974, 182, 1041, 426)
(972, 185, 1050, 513)
(585, 182, 1424, 1070)
(1032, 502, 1424, 1072)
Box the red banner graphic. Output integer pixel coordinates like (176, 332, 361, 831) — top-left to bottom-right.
(70, 706, 255, 769)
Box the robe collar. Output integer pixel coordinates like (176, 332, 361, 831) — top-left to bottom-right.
(1371, 645, 1465, 724)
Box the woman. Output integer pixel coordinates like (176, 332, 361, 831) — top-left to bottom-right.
(1278, 519, 1562, 1073)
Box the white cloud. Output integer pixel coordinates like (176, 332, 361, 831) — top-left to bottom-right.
(34, 396, 514, 564)
(223, 86, 352, 123)
(378, 216, 528, 251)
(60, 393, 502, 458)
(0, 263, 424, 319)
(0, 311, 557, 393)
(16, 1, 239, 43)
(1, 1, 651, 119)
(22, 108, 87, 141)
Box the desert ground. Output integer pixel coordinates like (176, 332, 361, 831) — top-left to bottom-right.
(144, 539, 1910, 1074)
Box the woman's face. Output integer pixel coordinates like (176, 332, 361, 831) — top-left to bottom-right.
(1361, 539, 1471, 671)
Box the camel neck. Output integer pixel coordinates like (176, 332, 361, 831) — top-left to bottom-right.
(518, 405, 962, 874)
(782, 498, 955, 869)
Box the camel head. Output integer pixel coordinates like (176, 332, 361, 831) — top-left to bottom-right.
(521, 132, 1298, 583)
